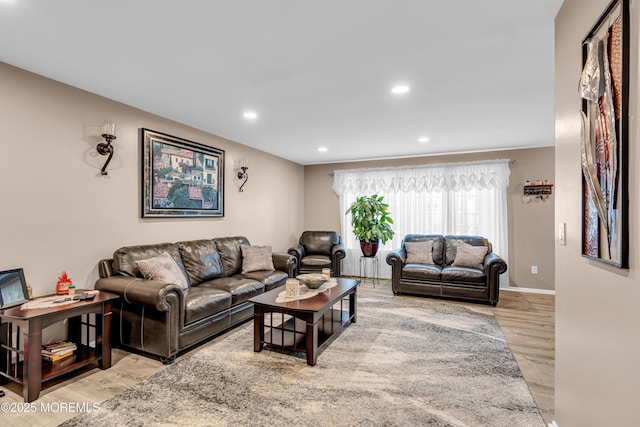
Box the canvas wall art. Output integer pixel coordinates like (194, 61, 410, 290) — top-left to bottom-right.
(579, 0, 628, 268)
(141, 129, 224, 218)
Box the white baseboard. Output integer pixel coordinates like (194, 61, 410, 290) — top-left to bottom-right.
(502, 286, 556, 295)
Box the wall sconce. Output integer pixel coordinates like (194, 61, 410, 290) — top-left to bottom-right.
(97, 121, 116, 175)
(236, 159, 249, 192)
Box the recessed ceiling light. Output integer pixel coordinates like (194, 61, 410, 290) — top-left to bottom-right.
(243, 111, 258, 119)
(391, 85, 410, 94)
(418, 137, 430, 143)
(318, 147, 328, 152)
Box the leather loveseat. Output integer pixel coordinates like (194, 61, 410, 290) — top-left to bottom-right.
(95, 236, 296, 363)
(386, 234, 507, 306)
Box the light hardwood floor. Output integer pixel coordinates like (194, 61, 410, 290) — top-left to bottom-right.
(0, 280, 555, 426)
(492, 289, 555, 424)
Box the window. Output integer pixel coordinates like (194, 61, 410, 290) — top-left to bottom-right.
(333, 160, 510, 286)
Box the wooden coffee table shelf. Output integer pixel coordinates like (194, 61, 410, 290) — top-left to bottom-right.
(250, 278, 359, 366)
(0, 291, 119, 402)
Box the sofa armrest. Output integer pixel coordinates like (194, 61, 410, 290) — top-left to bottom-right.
(483, 252, 507, 305)
(386, 248, 406, 293)
(331, 243, 346, 276)
(95, 276, 184, 312)
(483, 252, 507, 276)
(272, 252, 297, 277)
(287, 245, 304, 262)
(386, 248, 406, 266)
(332, 243, 346, 260)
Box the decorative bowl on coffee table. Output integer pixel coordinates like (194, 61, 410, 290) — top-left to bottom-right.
(296, 273, 329, 289)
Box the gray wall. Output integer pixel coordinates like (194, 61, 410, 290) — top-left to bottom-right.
(0, 62, 305, 297)
(555, 0, 639, 424)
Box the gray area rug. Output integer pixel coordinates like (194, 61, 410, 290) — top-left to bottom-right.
(61, 291, 544, 427)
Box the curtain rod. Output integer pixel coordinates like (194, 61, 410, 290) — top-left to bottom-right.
(327, 159, 515, 176)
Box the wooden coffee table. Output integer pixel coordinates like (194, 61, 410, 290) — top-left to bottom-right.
(250, 278, 359, 366)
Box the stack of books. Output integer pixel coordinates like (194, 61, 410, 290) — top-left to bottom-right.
(42, 341, 77, 362)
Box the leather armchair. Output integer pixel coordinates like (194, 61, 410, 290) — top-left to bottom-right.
(288, 231, 346, 277)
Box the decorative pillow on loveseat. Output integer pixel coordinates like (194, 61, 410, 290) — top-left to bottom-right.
(241, 245, 275, 274)
(405, 241, 434, 265)
(135, 251, 189, 289)
(451, 241, 488, 270)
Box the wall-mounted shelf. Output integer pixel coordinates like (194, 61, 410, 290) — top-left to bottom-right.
(523, 183, 553, 201)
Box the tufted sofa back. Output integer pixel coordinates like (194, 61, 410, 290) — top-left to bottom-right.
(112, 242, 188, 280)
(299, 231, 341, 256)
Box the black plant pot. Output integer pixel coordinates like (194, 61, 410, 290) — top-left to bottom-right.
(360, 239, 379, 257)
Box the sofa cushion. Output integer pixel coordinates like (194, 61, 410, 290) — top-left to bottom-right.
(113, 242, 187, 279)
(241, 245, 275, 273)
(184, 287, 232, 325)
(214, 236, 250, 277)
(403, 234, 445, 265)
(402, 264, 442, 281)
(198, 276, 265, 305)
(178, 239, 223, 286)
(242, 270, 288, 291)
(134, 252, 189, 289)
(444, 235, 490, 265)
(452, 241, 488, 270)
(405, 241, 434, 265)
(300, 254, 332, 269)
(441, 266, 486, 284)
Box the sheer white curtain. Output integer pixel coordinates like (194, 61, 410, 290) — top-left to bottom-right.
(333, 159, 511, 287)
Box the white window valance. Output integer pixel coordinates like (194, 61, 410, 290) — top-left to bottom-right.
(333, 159, 511, 194)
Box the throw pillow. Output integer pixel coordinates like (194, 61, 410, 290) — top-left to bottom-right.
(135, 252, 189, 289)
(452, 241, 488, 270)
(241, 245, 275, 274)
(405, 241, 434, 265)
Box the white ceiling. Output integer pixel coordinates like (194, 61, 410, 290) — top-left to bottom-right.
(0, 0, 563, 165)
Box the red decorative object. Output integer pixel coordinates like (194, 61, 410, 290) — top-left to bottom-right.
(56, 271, 72, 295)
(360, 239, 379, 257)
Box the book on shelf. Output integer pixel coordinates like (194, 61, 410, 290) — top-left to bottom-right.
(42, 351, 75, 363)
(43, 340, 76, 352)
(42, 341, 77, 361)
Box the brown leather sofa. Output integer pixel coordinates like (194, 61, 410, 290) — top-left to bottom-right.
(95, 236, 296, 363)
(386, 234, 507, 306)
(287, 231, 346, 277)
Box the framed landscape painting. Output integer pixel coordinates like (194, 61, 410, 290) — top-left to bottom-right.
(579, 0, 628, 268)
(141, 128, 224, 218)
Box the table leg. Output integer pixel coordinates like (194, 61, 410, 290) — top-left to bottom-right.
(99, 302, 112, 369)
(350, 291, 358, 323)
(305, 319, 318, 366)
(373, 257, 379, 288)
(253, 307, 264, 352)
(25, 318, 42, 403)
(0, 322, 8, 385)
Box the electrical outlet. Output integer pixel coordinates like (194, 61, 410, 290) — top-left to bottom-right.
(531, 265, 538, 275)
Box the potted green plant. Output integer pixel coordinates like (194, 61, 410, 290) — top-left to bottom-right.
(345, 194, 394, 257)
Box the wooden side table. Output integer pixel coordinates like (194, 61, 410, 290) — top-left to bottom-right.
(0, 291, 119, 402)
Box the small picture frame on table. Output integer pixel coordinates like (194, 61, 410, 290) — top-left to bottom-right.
(0, 268, 30, 309)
